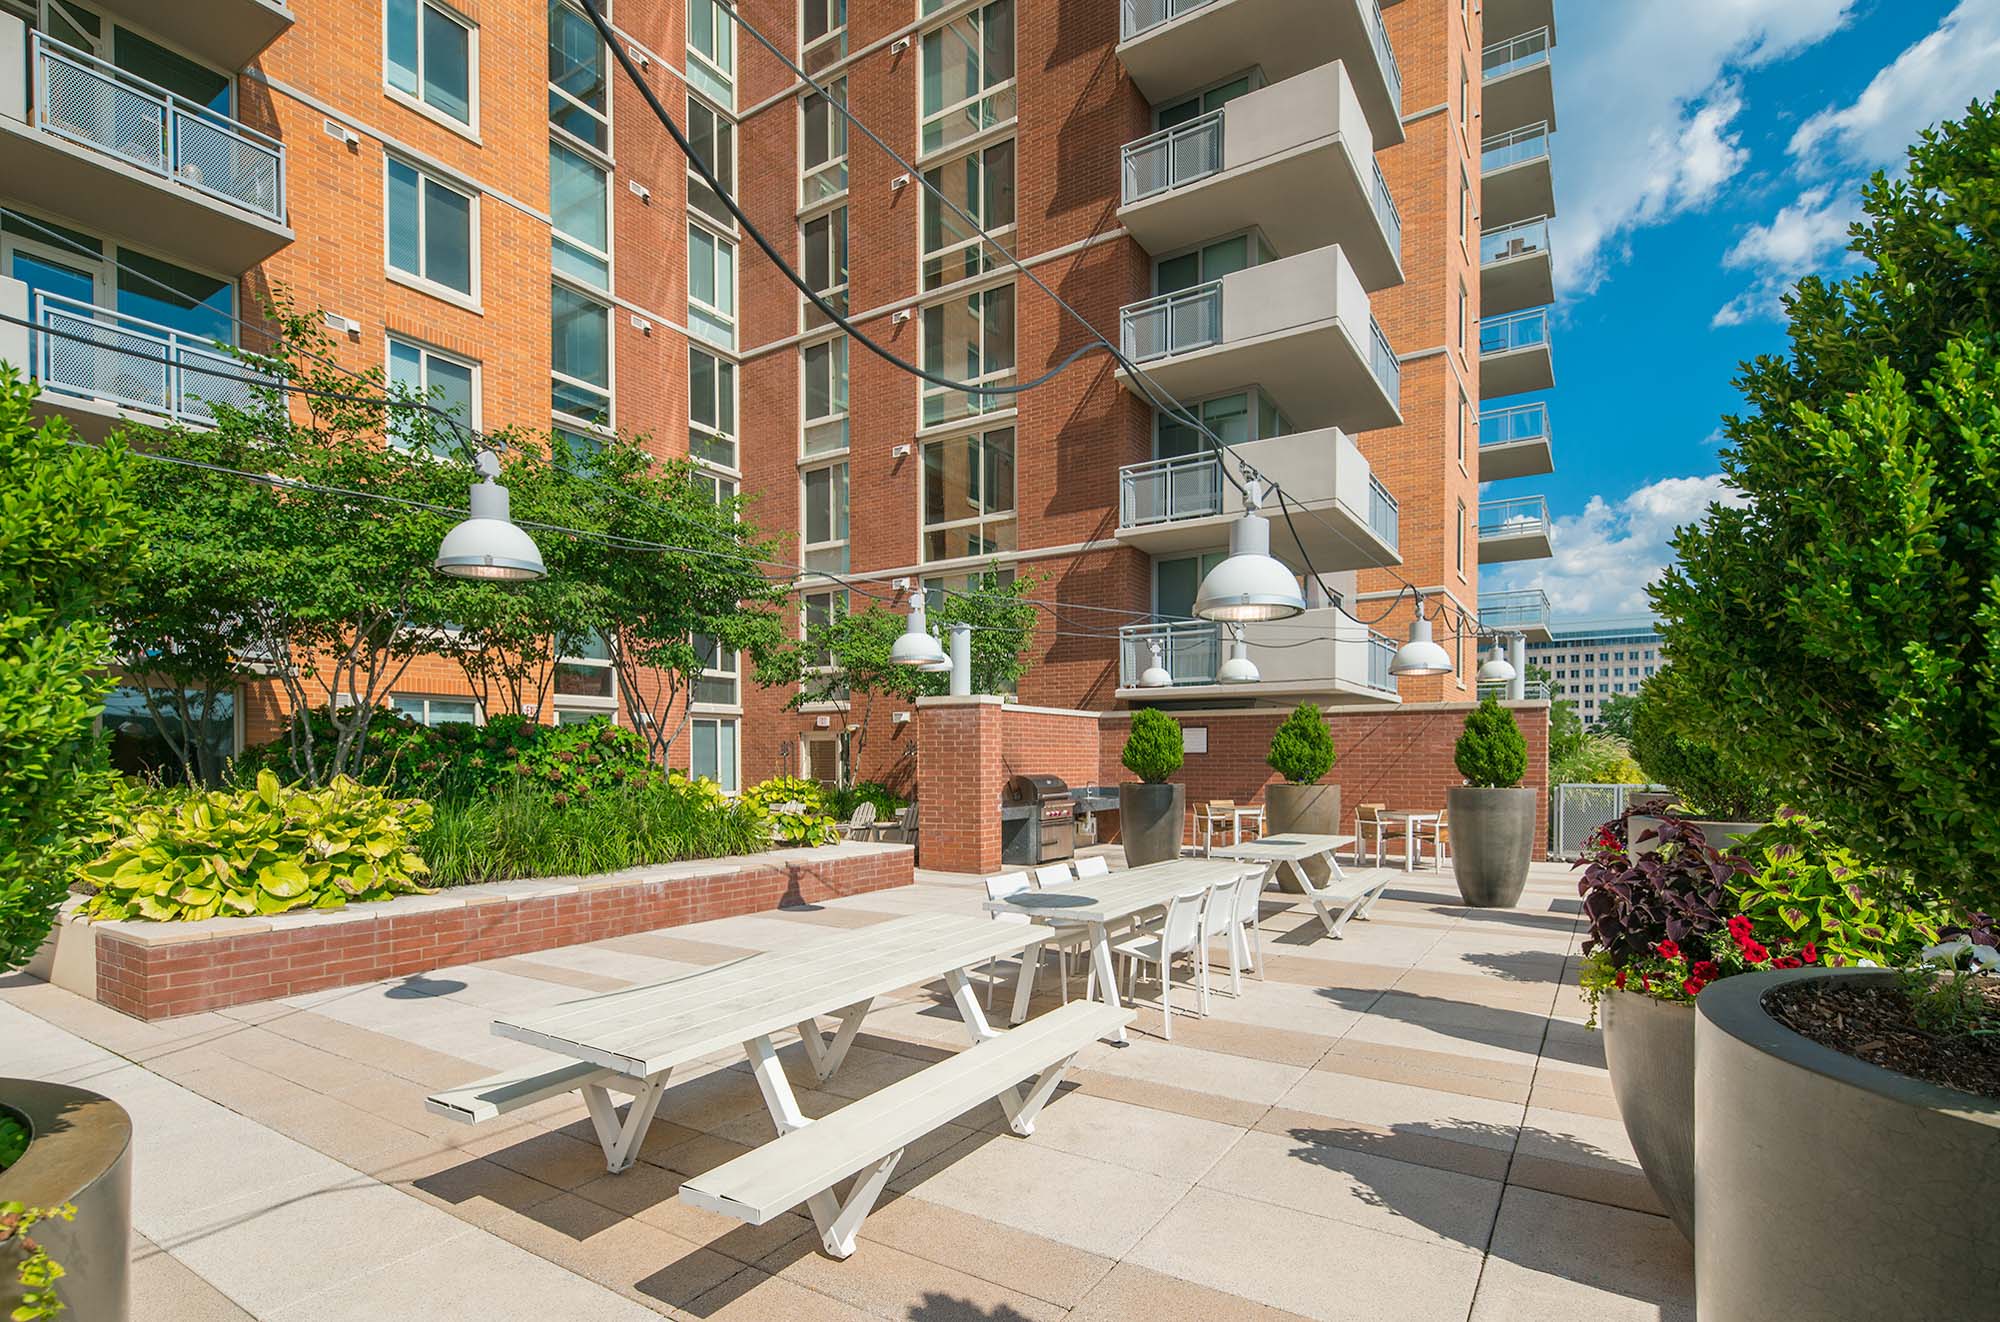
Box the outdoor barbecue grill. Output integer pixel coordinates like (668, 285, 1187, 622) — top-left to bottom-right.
(1000, 773, 1077, 866)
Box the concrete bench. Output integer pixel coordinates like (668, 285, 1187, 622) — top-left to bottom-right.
(678, 1000, 1132, 1257)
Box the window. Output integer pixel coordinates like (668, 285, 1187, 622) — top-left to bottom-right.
(556, 426, 603, 461)
(1156, 232, 1266, 294)
(1456, 498, 1467, 574)
(922, 426, 1016, 561)
(387, 158, 475, 297)
(802, 78, 849, 204)
(1459, 61, 1469, 137)
(1156, 390, 1287, 459)
(102, 685, 235, 785)
(692, 469, 738, 506)
(802, 588, 846, 669)
(392, 695, 479, 726)
(921, 138, 1014, 290)
(1459, 165, 1471, 247)
(551, 139, 609, 287)
(690, 346, 737, 469)
(691, 716, 738, 791)
(802, 462, 849, 573)
(387, 0, 473, 126)
(921, 283, 1014, 427)
(552, 282, 611, 427)
(686, 94, 735, 226)
(553, 629, 617, 706)
(1157, 74, 1255, 127)
(801, 206, 848, 327)
(1457, 389, 1470, 465)
(689, 223, 737, 348)
(920, 0, 1015, 154)
(803, 0, 846, 72)
(692, 634, 739, 706)
(688, 0, 734, 105)
(386, 336, 476, 455)
(1457, 280, 1468, 353)
(549, 0, 608, 150)
(803, 335, 849, 456)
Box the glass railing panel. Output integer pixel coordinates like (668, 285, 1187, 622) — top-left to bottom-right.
(1479, 307, 1550, 356)
(1479, 401, 1550, 447)
(1482, 27, 1550, 82)
(1481, 121, 1549, 173)
(1480, 216, 1549, 267)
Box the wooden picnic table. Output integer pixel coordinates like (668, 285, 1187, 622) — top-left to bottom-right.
(981, 857, 1253, 1043)
(1208, 832, 1393, 939)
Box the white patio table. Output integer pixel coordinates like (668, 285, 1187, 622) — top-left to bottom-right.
(1380, 810, 1441, 872)
(1208, 832, 1392, 939)
(982, 857, 1252, 1043)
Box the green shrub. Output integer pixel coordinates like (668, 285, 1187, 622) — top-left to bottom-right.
(1267, 703, 1336, 784)
(77, 771, 433, 921)
(1729, 810, 1952, 968)
(1122, 709, 1184, 784)
(0, 376, 141, 970)
(1455, 699, 1527, 788)
(1628, 674, 1773, 819)
(1550, 732, 1644, 788)
(828, 781, 905, 821)
(741, 776, 841, 847)
(0, 1113, 25, 1170)
(741, 775, 830, 813)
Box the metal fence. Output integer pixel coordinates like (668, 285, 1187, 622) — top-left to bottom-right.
(1119, 452, 1224, 527)
(1121, 110, 1224, 204)
(1121, 283, 1222, 362)
(1552, 783, 1669, 859)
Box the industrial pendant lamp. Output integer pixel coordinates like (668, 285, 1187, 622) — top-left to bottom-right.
(888, 589, 949, 668)
(1138, 639, 1174, 688)
(1475, 640, 1517, 684)
(1193, 478, 1307, 623)
(1215, 628, 1261, 684)
(1389, 598, 1454, 677)
(436, 450, 547, 581)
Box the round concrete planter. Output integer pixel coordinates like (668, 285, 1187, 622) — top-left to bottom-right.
(1628, 815, 1765, 854)
(1444, 786, 1535, 907)
(1264, 783, 1340, 891)
(1118, 782, 1186, 867)
(0, 1080, 132, 1322)
(1599, 989, 1696, 1242)
(1695, 969, 2000, 1321)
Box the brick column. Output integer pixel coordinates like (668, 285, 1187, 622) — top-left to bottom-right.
(913, 696, 1007, 874)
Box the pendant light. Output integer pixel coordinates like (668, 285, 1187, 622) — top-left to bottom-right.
(1193, 477, 1307, 623)
(1137, 639, 1174, 688)
(436, 450, 547, 581)
(1476, 639, 1517, 684)
(1389, 598, 1454, 677)
(888, 589, 948, 668)
(1215, 628, 1261, 684)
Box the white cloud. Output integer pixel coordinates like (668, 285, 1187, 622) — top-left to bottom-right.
(1789, 0, 2000, 170)
(1553, 0, 1859, 296)
(1709, 185, 1862, 325)
(1486, 475, 1746, 619)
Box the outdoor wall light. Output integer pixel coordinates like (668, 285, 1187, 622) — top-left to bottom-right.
(1138, 639, 1173, 688)
(1475, 640, 1517, 684)
(1193, 478, 1307, 623)
(889, 589, 948, 667)
(1215, 628, 1261, 684)
(1389, 604, 1454, 677)
(435, 450, 547, 581)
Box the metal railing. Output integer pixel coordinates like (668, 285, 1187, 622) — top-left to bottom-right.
(32, 291, 272, 427)
(1478, 494, 1551, 540)
(1481, 121, 1550, 173)
(1121, 282, 1222, 362)
(1478, 588, 1552, 633)
(1363, 0, 1403, 113)
(31, 32, 285, 222)
(1480, 215, 1549, 267)
(1119, 452, 1225, 527)
(1119, 620, 1221, 688)
(1478, 678, 1552, 701)
(1553, 784, 1670, 860)
(1365, 630, 1398, 694)
(1367, 473, 1399, 549)
(1368, 317, 1401, 405)
(1371, 157, 1403, 258)
(1479, 306, 1550, 356)
(1479, 401, 1550, 448)
(1121, 109, 1225, 204)
(1119, 0, 1215, 40)
(1482, 26, 1551, 81)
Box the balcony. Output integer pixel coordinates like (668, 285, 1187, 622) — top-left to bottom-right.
(1115, 244, 1400, 432)
(0, 281, 276, 441)
(1478, 401, 1554, 480)
(1481, 122, 1554, 229)
(1479, 306, 1554, 399)
(1117, 0, 1404, 146)
(1115, 613, 1400, 704)
(1480, 216, 1553, 316)
(0, 24, 291, 274)
(1484, 0, 1556, 46)
(95, 0, 295, 71)
(1116, 429, 1399, 569)
(1478, 495, 1554, 564)
(1479, 588, 1553, 643)
(1118, 62, 1400, 289)
(1482, 27, 1554, 137)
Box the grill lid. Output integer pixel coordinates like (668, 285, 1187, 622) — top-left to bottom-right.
(1002, 773, 1070, 806)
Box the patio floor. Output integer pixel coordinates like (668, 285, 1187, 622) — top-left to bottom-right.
(3, 854, 1694, 1321)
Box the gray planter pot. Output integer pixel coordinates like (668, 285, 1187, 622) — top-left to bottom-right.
(1119, 782, 1185, 867)
(1695, 969, 2000, 1321)
(1628, 815, 1765, 854)
(1264, 782, 1340, 891)
(1600, 989, 1695, 1242)
(0, 1079, 132, 1322)
(1444, 786, 1535, 907)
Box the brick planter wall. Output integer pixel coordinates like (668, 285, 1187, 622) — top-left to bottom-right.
(87, 843, 912, 1021)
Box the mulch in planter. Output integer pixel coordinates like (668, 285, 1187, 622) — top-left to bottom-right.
(1765, 978, 2000, 1102)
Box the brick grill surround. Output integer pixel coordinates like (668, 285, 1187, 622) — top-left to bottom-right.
(90, 844, 913, 1021)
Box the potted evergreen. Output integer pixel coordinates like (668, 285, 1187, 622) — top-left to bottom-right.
(1264, 703, 1339, 890)
(1118, 709, 1185, 866)
(1446, 699, 1534, 907)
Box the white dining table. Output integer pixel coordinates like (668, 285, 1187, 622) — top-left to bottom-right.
(1380, 810, 1441, 872)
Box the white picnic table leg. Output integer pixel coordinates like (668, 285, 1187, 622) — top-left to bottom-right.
(795, 998, 872, 1085)
(745, 1031, 906, 1259)
(1007, 934, 1044, 1026)
(580, 1071, 671, 1174)
(1086, 920, 1128, 1045)
(744, 1033, 814, 1135)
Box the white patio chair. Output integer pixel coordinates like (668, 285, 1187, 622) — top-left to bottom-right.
(1072, 855, 1111, 879)
(1195, 872, 1244, 1013)
(990, 870, 1089, 1006)
(1213, 865, 1265, 994)
(1412, 807, 1451, 870)
(838, 801, 878, 841)
(1032, 864, 1074, 891)
(1111, 882, 1213, 1041)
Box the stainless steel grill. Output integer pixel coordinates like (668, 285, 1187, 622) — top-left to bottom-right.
(1000, 774, 1076, 867)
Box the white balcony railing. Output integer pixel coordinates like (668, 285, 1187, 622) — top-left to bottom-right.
(1478, 494, 1551, 541)
(1368, 317, 1400, 404)
(1121, 282, 1223, 362)
(31, 31, 285, 222)
(1480, 401, 1550, 448)
(1121, 109, 1225, 204)
(1481, 121, 1550, 174)
(1119, 451, 1226, 527)
(1120, 620, 1222, 687)
(1481, 216, 1549, 267)
(1483, 27, 1551, 82)
(1479, 588, 1552, 633)
(1479, 307, 1550, 357)
(32, 291, 273, 427)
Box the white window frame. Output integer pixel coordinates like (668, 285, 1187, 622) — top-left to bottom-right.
(800, 76, 849, 206)
(919, 279, 1015, 429)
(801, 460, 850, 574)
(920, 136, 1015, 291)
(801, 587, 847, 673)
(802, 0, 847, 71)
(688, 221, 737, 349)
(384, 0, 479, 135)
(691, 633, 741, 710)
(687, 0, 735, 107)
(800, 204, 848, 329)
(918, 0, 1017, 158)
(384, 156, 480, 305)
(385, 334, 480, 454)
(919, 424, 1016, 565)
(548, 0, 611, 153)
(692, 467, 739, 507)
(689, 343, 739, 473)
(690, 715, 739, 792)
(552, 629, 619, 714)
(801, 333, 849, 457)
(391, 694, 483, 727)
(551, 277, 614, 432)
(551, 137, 611, 290)
(685, 91, 737, 230)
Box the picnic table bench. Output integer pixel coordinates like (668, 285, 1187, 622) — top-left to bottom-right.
(1209, 833, 1393, 938)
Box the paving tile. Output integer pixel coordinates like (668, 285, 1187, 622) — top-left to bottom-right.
(854, 1193, 1115, 1309)
(1254, 1108, 1514, 1184)
(572, 1160, 814, 1266)
(130, 1236, 254, 1321)
(1277, 1068, 1528, 1154)
(1469, 1187, 1693, 1322)
(1074, 1035, 1309, 1107)
(680, 1267, 881, 1321)
(1063, 1066, 1271, 1129)
(483, 954, 633, 992)
(1311, 1044, 1533, 1106)
(896, 1136, 1192, 1260)
(1069, 1262, 1316, 1321)
(983, 1090, 1244, 1182)
(764, 1233, 1067, 1321)
(497, 1192, 745, 1309)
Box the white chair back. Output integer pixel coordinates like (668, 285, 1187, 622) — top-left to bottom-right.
(985, 871, 1033, 925)
(1231, 866, 1263, 927)
(1202, 874, 1242, 939)
(1033, 864, 1073, 891)
(849, 801, 878, 830)
(1161, 884, 1208, 951)
(1072, 855, 1110, 879)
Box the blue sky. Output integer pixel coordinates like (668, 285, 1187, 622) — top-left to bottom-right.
(1485, 0, 2000, 618)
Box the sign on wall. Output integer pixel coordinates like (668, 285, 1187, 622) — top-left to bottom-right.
(1184, 726, 1208, 754)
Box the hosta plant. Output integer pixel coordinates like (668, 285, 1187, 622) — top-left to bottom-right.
(742, 777, 840, 847)
(78, 771, 433, 921)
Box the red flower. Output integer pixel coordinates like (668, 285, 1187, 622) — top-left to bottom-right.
(1691, 960, 1720, 981)
(1773, 956, 1803, 969)
(1656, 939, 1682, 960)
(1728, 915, 1755, 941)
(1801, 943, 1819, 964)
(1614, 970, 1628, 989)
(1639, 976, 1651, 993)
(1741, 940, 1771, 965)
(1681, 976, 1706, 997)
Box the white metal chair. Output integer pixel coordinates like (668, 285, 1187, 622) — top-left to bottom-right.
(1111, 882, 1213, 1041)
(1195, 872, 1244, 1013)
(982, 871, 1078, 1009)
(1032, 864, 1074, 891)
(1353, 803, 1389, 866)
(1072, 855, 1111, 879)
(1214, 865, 1266, 993)
(1412, 808, 1450, 870)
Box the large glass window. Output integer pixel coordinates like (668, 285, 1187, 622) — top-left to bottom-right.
(691, 716, 738, 791)
(550, 139, 609, 288)
(553, 629, 617, 704)
(920, 0, 1014, 154)
(552, 282, 610, 427)
(1155, 232, 1264, 295)
(387, 0, 474, 125)
(802, 462, 849, 573)
(686, 94, 735, 226)
(802, 78, 849, 205)
(802, 588, 846, 669)
(387, 336, 476, 455)
(1156, 552, 1225, 620)
(1156, 390, 1287, 459)
(922, 138, 1014, 290)
(102, 685, 234, 784)
(922, 426, 1016, 561)
(548, 0, 608, 150)
(687, 0, 734, 105)
(692, 634, 739, 706)
(802, 206, 847, 328)
(114, 251, 231, 345)
(802, 336, 849, 456)
(690, 346, 737, 470)
(392, 695, 480, 726)
(387, 158, 475, 296)
(921, 284, 1014, 427)
(802, 0, 846, 71)
(689, 223, 736, 349)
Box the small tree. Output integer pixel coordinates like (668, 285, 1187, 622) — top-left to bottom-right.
(1267, 703, 1336, 784)
(1455, 699, 1527, 788)
(1121, 709, 1184, 783)
(1594, 692, 1640, 742)
(1627, 672, 1772, 819)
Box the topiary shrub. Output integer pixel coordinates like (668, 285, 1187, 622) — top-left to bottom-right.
(1267, 703, 1336, 784)
(1455, 699, 1527, 788)
(1628, 674, 1773, 820)
(1122, 709, 1184, 784)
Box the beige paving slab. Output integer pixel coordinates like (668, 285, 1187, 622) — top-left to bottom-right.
(130, 1235, 254, 1322)
(571, 1158, 814, 1266)
(681, 1266, 882, 1321)
(983, 1089, 1246, 1182)
(1255, 1107, 1515, 1184)
(1469, 1187, 1693, 1322)
(1277, 1069, 1528, 1154)
(1072, 1035, 1310, 1107)
(483, 953, 634, 992)
(762, 1232, 1068, 1322)
(1311, 1043, 1534, 1106)
(486, 1192, 743, 1312)
(853, 1192, 1116, 1310)
(1063, 1066, 1273, 1129)
(597, 930, 762, 965)
(1069, 1261, 1318, 1321)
